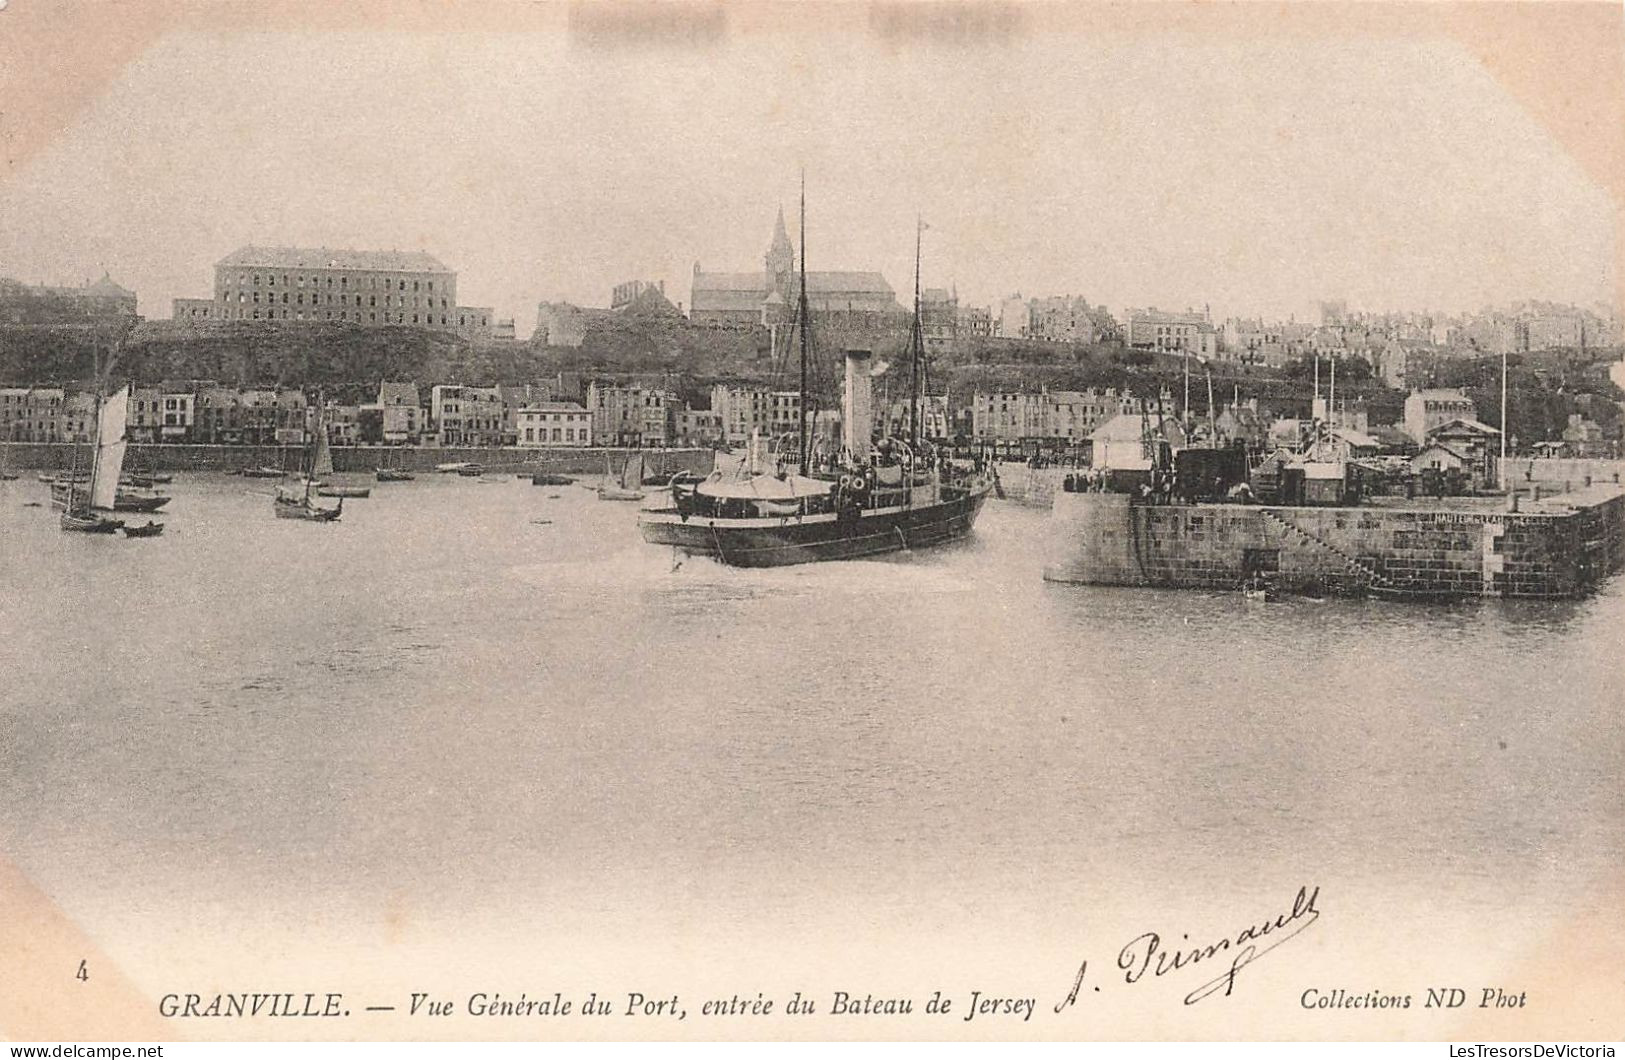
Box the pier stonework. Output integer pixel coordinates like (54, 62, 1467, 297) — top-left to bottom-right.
(991, 462, 1068, 509)
(1043, 488, 1625, 600)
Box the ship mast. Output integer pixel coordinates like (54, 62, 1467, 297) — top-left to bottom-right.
(797, 172, 810, 477)
(910, 217, 924, 450)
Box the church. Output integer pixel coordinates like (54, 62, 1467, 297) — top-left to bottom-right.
(689, 208, 903, 328)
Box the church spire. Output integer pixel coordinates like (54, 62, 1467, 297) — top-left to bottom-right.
(771, 203, 791, 252)
(765, 203, 795, 299)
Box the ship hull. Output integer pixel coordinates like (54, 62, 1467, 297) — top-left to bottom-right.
(640, 485, 989, 567)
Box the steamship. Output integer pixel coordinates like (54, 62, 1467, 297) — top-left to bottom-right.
(637, 190, 992, 568)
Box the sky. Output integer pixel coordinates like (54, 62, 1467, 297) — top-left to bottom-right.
(0, 9, 1618, 335)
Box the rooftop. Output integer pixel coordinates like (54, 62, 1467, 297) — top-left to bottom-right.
(217, 246, 453, 274)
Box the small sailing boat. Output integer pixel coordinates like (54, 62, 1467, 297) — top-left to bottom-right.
(376, 448, 415, 481)
(597, 452, 646, 501)
(60, 385, 132, 534)
(274, 398, 342, 522)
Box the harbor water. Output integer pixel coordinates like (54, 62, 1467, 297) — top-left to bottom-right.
(1, 473, 1621, 1038)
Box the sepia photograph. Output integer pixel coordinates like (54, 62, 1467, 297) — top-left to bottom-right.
(1, 0, 1622, 1047)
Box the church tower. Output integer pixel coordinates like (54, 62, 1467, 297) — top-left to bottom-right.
(764, 205, 795, 300)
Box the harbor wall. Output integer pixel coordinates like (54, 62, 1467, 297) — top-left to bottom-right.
(0, 443, 715, 477)
(1043, 488, 1625, 599)
(1514, 457, 1625, 488)
(992, 461, 1069, 508)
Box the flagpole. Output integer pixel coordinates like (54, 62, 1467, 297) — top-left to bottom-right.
(1500, 345, 1508, 491)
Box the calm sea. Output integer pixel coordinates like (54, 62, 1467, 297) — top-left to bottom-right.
(2, 471, 1620, 1037)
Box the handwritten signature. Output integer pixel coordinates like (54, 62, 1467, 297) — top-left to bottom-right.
(1054, 884, 1321, 1009)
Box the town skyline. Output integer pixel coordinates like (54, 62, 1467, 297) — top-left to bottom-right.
(1, 6, 1620, 334)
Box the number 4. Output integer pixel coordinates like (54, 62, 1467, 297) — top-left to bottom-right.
(76, 960, 88, 982)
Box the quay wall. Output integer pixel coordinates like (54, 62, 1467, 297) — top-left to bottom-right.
(1515, 457, 1625, 487)
(992, 462, 1069, 508)
(1043, 489, 1625, 599)
(0, 443, 714, 477)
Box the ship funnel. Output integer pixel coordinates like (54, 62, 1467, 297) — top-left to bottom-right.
(843, 349, 874, 464)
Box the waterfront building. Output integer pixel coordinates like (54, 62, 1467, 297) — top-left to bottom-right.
(516, 403, 592, 447)
(377, 382, 423, 444)
(431, 385, 504, 447)
(197, 246, 491, 339)
(586, 383, 676, 446)
(159, 390, 195, 441)
(689, 208, 901, 327)
(127, 386, 164, 443)
(673, 408, 724, 447)
(1404, 388, 1477, 444)
(876, 395, 951, 441)
(971, 387, 1131, 446)
(709, 384, 802, 444)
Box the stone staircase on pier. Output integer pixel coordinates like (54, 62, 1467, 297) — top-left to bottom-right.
(1257, 507, 1394, 591)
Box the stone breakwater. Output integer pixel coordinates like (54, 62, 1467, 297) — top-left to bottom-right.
(991, 462, 1070, 508)
(0, 443, 715, 477)
(1043, 486, 1625, 599)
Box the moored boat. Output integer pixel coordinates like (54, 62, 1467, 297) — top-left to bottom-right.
(597, 453, 645, 501)
(60, 384, 135, 534)
(376, 467, 416, 481)
(317, 485, 371, 498)
(639, 185, 990, 566)
(122, 520, 165, 538)
(273, 396, 342, 522)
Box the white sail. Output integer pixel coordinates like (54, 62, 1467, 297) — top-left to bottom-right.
(313, 413, 335, 476)
(89, 386, 129, 510)
(621, 453, 645, 490)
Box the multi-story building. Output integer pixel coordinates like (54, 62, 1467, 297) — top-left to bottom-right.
(972, 390, 1050, 443)
(127, 386, 164, 442)
(158, 389, 195, 441)
(1125, 308, 1218, 358)
(1404, 388, 1478, 445)
(875, 395, 951, 440)
(0, 388, 65, 442)
(709, 384, 803, 444)
(673, 408, 724, 447)
(431, 385, 504, 446)
(377, 382, 422, 443)
(956, 304, 993, 339)
(1028, 296, 1099, 345)
(996, 294, 1028, 339)
(197, 246, 491, 339)
(919, 288, 957, 351)
(516, 403, 593, 447)
(586, 383, 676, 446)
